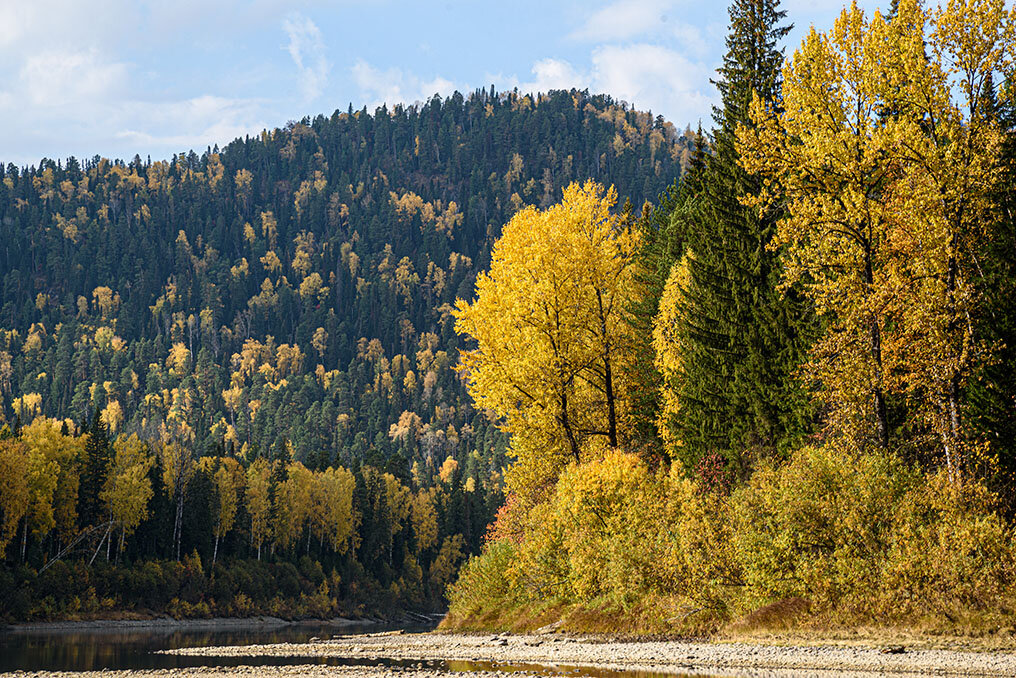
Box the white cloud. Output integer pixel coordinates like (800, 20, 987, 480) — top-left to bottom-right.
(503, 58, 588, 94)
(591, 43, 713, 123)
(283, 13, 330, 102)
(571, 0, 675, 42)
(490, 43, 714, 127)
(110, 95, 271, 157)
(0, 3, 28, 47)
(351, 60, 456, 109)
(20, 49, 128, 107)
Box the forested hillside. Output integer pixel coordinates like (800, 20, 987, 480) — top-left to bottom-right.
(0, 88, 690, 621)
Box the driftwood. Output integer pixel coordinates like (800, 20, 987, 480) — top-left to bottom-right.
(38, 521, 116, 574)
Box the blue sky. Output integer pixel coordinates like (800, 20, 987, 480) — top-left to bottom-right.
(0, 0, 882, 168)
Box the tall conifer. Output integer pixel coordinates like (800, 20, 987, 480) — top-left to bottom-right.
(627, 133, 708, 464)
(669, 0, 814, 471)
(79, 410, 113, 527)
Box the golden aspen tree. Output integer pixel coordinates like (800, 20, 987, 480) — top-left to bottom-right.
(273, 461, 314, 550)
(0, 438, 29, 557)
(158, 441, 194, 560)
(652, 255, 692, 451)
(310, 466, 357, 553)
(245, 458, 272, 559)
(738, 0, 1016, 464)
(453, 181, 639, 501)
(23, 441, 59, 561)
(20, 418, 83, 543)
(101, 435, 154, 557)
(410, 488, 439, 552)
(211, 463, 238, 565)
(384, 473, 411, 536)
(311, 327, 328, 358)
(438, 456, 459, 484)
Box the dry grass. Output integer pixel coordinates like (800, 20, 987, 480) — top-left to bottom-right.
(444, 594, 1016, 652)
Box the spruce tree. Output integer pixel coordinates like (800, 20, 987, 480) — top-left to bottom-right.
(79, 410, 113, 527)
(670, 0, 814, 472)
(627, 132, 708, 465)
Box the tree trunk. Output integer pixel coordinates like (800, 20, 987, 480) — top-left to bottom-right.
(174, 491, 185, 561)
(596, 289, 618, 448)
(559, 390, 581, 463)
(865, 246, 890, 450)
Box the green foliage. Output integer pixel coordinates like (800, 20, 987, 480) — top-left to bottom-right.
(660, 0, 814, 472)
(0, 87, 687, 619)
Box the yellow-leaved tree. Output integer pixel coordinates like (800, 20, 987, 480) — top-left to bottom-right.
(245, 457, 272, 559)
(453, 180, 639, 502)
(737, 0, 1015, 469)
(201, 456, 242, 565)
(101, 434, 154, 558)
(274, 461, 314, 550)
(310, 466, 357, 554)
(0, 438, 29, 558)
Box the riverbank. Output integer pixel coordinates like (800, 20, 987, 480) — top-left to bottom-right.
(154, 630, 1016, 676)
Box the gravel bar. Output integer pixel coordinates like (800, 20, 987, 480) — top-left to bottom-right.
(144, 630, 1016, 676)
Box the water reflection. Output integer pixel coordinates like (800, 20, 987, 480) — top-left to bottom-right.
(0, 626, 737, 677)
(0, 623, 422, 672)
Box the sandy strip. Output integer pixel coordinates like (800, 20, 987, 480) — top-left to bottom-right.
(147, 631, 1016, 677)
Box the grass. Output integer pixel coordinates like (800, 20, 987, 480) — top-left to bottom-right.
(441, 594, 1016, 652)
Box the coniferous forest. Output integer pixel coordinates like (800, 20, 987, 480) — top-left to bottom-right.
(0, 88, 690, 621)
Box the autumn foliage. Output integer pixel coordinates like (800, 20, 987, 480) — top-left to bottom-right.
(448, 0, 1016, 635)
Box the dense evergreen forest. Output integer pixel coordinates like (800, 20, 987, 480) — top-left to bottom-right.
(0, 88, 690, 621)
(446, 0, 1016, 635)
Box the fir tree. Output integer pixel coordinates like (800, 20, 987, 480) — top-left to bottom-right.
(626, 132, 708, 464)
(968, 77, 1016, 499)
(670, 0, 814, 472)
(79, 410, 113, 527)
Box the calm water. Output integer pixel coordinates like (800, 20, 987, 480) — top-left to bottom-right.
(0, 624, 706, 678)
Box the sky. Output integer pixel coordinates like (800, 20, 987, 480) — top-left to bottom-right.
(0, 0, 885, 169)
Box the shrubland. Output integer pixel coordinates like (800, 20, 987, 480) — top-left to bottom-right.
(447, 446, 1016, 634)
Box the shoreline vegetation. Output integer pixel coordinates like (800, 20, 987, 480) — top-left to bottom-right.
(443, 0, 1016, 641)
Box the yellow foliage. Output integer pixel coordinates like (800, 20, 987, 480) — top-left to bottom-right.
(411, 489, 439, 551)
(454, 181, 640, 500)
(438, 456, 459, 484)
(101, 400, 124, 433)
(166, 342, 191, 377)
(101, 435, 154, 539)
(652, 255, 692, 449)
(0, 439, 29, 557)
(737, 0, 1016, 462)
(311, 466, 357, 553)
(246, 458, 272, 555)
(273, 461, 314, 549)
(260, 250, 282, 274)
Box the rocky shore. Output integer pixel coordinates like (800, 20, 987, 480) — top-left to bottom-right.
(155, 630, 1016, 676)
(6, 630, 1016, 677)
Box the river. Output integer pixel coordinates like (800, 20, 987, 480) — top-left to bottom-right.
(0, 623, 694, 678)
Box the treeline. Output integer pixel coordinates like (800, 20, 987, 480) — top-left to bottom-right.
(447, 0, 1016, 634)
(0, 88, 689, 620)
(0, 414, 491, 620)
